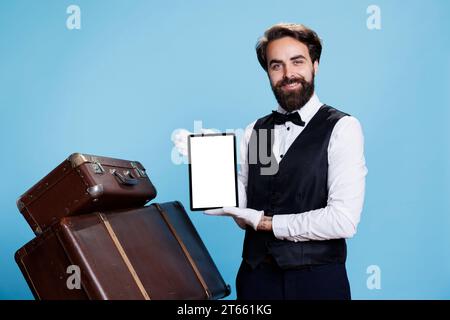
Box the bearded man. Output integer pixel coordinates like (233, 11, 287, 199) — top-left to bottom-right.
(173, 23, 368, 300)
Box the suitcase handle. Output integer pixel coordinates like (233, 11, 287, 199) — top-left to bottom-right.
(111, 169, 139, 186)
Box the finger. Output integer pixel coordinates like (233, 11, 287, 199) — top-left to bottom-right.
(223, 207, 239, 215)
(204, 208, 225, 215)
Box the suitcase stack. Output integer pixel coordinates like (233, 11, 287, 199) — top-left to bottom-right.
(14, 153, 230, 300)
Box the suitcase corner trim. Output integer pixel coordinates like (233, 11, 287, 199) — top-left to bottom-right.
(68, 153, 90, 168)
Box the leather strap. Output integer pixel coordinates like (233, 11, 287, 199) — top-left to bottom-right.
(98, 213, 151, 300)
(154, 203, 211, 299)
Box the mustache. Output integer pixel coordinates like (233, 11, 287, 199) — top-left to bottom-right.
(276, 76, 306, 88)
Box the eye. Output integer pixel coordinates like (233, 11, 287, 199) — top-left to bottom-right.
(271, 64, 281, 71)
(293, 60, 304, 65)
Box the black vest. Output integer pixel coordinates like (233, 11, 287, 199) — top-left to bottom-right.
(244, 104, 349, 269)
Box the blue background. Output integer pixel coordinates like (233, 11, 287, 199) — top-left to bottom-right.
(1, 0, 449, 299)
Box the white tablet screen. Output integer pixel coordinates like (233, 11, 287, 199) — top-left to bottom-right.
(188, 133, 238, 211)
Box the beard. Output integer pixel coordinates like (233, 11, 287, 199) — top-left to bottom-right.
(271, 72, 315, 113)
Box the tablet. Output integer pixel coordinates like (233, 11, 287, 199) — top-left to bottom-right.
(188, 133, 239, 211)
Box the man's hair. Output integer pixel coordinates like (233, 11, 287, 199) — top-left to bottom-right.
(256, 23, 322, 72)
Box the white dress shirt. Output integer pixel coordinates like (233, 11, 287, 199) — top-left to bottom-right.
(237, 93, 368, 242)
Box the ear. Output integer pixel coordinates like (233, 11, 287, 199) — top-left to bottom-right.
(313, 60, 319, 76)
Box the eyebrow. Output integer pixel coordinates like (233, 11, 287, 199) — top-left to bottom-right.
(290, 54, 307, 61)
(269, 55, 307, 66)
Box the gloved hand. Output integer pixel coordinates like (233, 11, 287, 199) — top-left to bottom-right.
(171, 128, 219, 157)
(204, 207, 264, 231)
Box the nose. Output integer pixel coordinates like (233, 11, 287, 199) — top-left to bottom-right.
(283, 64, 295, 79)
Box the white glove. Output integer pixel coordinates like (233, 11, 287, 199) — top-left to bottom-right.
(204, 207, 264, 231)
(171, 128, 219, 157)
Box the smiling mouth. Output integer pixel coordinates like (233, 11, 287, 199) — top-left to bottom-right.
(282, 82, 301, 90)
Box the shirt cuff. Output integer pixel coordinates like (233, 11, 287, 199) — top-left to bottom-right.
(272, 214, 291, 240)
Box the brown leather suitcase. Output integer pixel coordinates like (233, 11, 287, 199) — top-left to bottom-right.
(15, 201, 230, 300)
(17, 153, 157, 234)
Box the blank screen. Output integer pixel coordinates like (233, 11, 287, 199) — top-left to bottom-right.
(188, 134, 238, 210)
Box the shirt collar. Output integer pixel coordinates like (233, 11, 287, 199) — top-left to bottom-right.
(277, 93, 323, 124)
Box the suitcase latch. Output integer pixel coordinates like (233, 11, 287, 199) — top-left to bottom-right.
(131, 162, 147, 178)
(91, 161, 105, 174)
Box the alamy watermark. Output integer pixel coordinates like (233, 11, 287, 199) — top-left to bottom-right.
(66, 5, 81, 30)
(367, 5, 382, 30)
(171, 121, 279, 175)
(66, 265, 81, 290)
(366, 264, 382, 290)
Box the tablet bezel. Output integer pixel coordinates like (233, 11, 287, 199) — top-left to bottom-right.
(188, 132, 239, 211)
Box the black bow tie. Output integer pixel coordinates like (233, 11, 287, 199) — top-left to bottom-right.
(271, 111, 305, 126)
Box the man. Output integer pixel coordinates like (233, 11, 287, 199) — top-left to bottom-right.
(173, 23, 367, 300)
